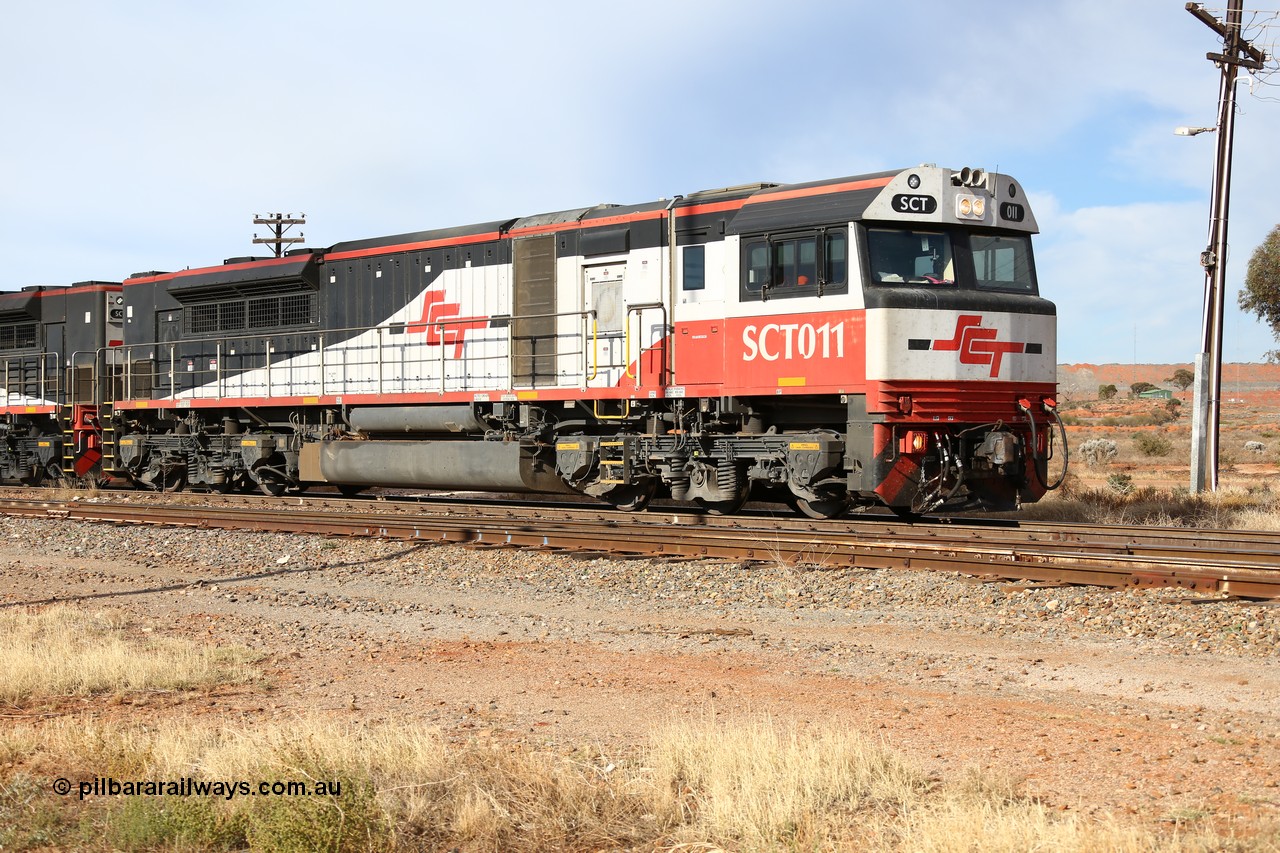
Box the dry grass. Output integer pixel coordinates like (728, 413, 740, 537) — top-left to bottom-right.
(892, 767, 1259, 853)
(0, 606, 259, 706)
(898, 797, 1223, 853)
(4, 716, 650, 851)
(3, 713, 1269, 852)
(1009, 467, 1280, 530)
(651, 716, 926, 850)
(0, 609, 1273, 851)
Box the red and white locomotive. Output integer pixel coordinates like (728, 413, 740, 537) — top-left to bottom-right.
(6, 164, 1066, 516)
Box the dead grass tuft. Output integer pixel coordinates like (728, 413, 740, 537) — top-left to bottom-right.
(6, 717, 652, 851)
(1012, 481, 1280, 530)
(0, 606, 258, 707)
(651, 716, 926, 850)
(0, 714, 1263, 852)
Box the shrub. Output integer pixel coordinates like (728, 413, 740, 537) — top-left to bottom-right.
(1134, 434, 1173, 457)
(1078, 439, 1118, 466)
(1098, 384, 1117, 400)
(1106, 473, 1134, 494)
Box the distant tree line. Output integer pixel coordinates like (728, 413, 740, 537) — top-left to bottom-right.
(1094, 368, 1193, 402)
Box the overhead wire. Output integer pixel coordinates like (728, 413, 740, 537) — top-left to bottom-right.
(1198, 7, 1280, 102)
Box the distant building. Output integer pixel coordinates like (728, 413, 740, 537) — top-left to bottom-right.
(1138, 388, 1173, 400)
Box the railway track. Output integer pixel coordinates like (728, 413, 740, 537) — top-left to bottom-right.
(2, 491, 1278, 600)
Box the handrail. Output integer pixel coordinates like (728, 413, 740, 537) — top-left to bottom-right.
(586, 315, 600, 382)
(593, 398, 631, 420)
(67, 349, 103, 406)
(419, 308, 599, 392)
(622, 302, 669, 388)
(109, 306, 608, 402)
(0, 351, 62, 408)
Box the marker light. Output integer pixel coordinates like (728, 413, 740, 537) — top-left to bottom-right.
(900, 431, 929, 454)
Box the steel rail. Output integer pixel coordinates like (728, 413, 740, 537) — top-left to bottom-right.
(2, 496, 1278, 599)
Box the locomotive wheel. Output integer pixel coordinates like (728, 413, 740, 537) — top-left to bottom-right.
(208, 478, 235, 494)
(337, 484, 367, 498)
(792, 495, 851, 520)
(694, 482, 750, 516)
(605, 480, 656, 512)
(257, 476, 287, 497)
(45, 463, 67, 488)
(160, 469, 186, 492)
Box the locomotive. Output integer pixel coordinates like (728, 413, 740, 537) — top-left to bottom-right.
(0, 282, 121, 484)
(1, 165, 1066, 517)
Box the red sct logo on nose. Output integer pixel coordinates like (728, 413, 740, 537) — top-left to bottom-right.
(932, 314, 1028, 378)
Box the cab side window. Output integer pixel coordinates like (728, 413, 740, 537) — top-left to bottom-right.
(825, 231, 847, 285)
(744, 241, 770, 294)
(740, 228, 847, 301)
(681, 245, 706, 291)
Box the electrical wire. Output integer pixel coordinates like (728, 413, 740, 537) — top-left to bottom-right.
(1198, 6, 1280, 101)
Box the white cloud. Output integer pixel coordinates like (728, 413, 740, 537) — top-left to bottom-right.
(1035, 194, 1277, 363)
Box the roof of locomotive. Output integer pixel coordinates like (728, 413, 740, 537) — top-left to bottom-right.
(0, 280, 121, 300)
(726, 170, 901, 235)
(326, 218, 514, 257)
(117, 165, 1041, 288)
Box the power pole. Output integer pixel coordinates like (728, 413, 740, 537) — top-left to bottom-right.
(1186, 1, 1266, 493)
(252, 213, 306, 258)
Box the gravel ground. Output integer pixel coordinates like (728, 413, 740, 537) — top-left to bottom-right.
(13, 515, 1277, 656)
(2, 512, 1278, 829)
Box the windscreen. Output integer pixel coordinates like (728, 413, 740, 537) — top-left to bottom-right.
(969, 233, 1036, 292)
(865, 227, 1036, 293)
(866, 229, 955, 285)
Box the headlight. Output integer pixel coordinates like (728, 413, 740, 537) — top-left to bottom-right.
(955, 194, 988, 221)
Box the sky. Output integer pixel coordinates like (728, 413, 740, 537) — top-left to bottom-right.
(2, 1, 1278, 366)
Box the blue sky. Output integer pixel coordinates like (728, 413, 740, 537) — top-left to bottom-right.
(1, 0, 1277, 365)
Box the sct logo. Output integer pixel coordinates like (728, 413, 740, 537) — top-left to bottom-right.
(927, 314, 1033, 378)
(407, 289, 489, 358)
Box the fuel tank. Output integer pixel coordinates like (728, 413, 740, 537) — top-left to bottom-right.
(300, 439, 573, 494)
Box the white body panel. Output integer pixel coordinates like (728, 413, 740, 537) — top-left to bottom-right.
(865, 308, 1056, 383)
(159, 246, 674, 401)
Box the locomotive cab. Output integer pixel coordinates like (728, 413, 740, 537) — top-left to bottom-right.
(854, 167, 1062, 512)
